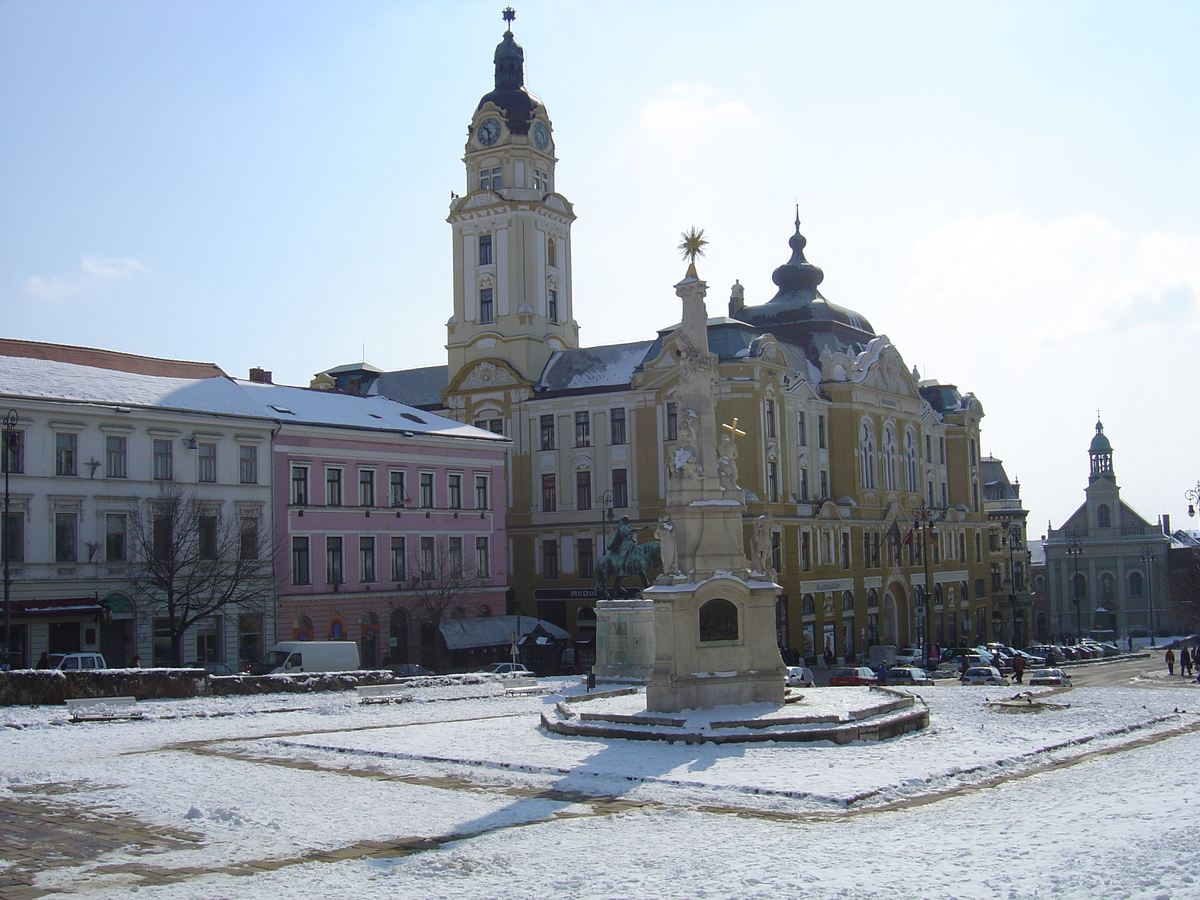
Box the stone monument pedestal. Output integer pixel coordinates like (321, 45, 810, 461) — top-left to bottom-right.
(593, 597, 656, 682)
(645, 574, 785, 713)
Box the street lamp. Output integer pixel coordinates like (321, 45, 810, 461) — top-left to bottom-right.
(911, 500, 943, 663)
(1140, 545, 1157, 647)
(1002, 523, 1022, 649)
(1186, 480, 1200, 520)
(1065, 530, 1084, 642)
(597, 489, 615, 551)
(2, 409, 17, 671)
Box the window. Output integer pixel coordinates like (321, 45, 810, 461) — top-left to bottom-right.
(152, 515, 172, 561)
(859, 422, 876, 489)
(291, 466, 309, 505)
(767, 461, 778, 502)
(817, 415, 827, 449)
(548, 289, 558, 324)
(1097, 504, 1111, 528)
(419, 472, 434, 508)
(106, 436, 127, 478)
(801, 531, 811, 571)
(541, 473, 557, 512)
(475, 536, 490, 578)
(390, 536, 406, 581)
(610, 408, 626, 445)
(882, 427, 898, 491)
(239, 518, 258, 561)
(490, 167, 502, 189)
(420, 536, 435, 578)
(326, 537, 343, 584)
(547, 236, 557, 267)
(612, 468, 628, 508)
(765, 399, 776, 438)
(359, 469, 375, 507)
(1, 429, 23, 474)
(198, 515, 218, 560)
(326, 468, 343, 506)
(479, 168, 491, 190)
(475, 474, 489, 509)
(578, 537, 594, 579)
(478, 233, 493, 266)
(798, 467, 809, 501)
(55, 433, 77, 476)
(448, 536, 463, 578)
(153, 439, 173, 481)
(666, 402, 677, 441)
(440, 473, 460, 509)
(797, 412, 807, 447)
(904, 431, 918, 492)
(542, 539, 559, 578)
(576, 470, 592, 510)
(540, 414, 556, 450)
(239, 445, 258, 484)
(479, 288, 494, 324)
(872, 532, 880, 567)
(55, 512, 78, 562)
(574, 411, 590, 447)
(198, 443, 217, 483)
(360, 536, 376, 582)
(819, 470, 829, 498)
(390, 470, 406, 507)
(1129, 571, 1144, 597)
(841, 532, 851, 569)
(292, 537, 310, 585)
(3, 511, 24, 562)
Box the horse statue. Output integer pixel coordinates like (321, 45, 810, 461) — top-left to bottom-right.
(595, 541, 661, 600)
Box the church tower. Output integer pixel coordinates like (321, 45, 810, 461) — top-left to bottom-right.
(445, 10, 578, 396)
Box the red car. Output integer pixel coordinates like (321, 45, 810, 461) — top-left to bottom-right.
(828, 666, 878, 686)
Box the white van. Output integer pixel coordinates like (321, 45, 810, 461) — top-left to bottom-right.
(249, 641, 359, 675)
(45, 652, 107, 670)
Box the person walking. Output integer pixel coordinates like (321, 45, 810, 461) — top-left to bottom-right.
(1180, 647, 1193, 678)
(1165, 648, 1175, 676)
(1012, 654, 1026, 684)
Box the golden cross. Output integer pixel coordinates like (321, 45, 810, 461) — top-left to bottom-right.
(721, 418, 746, 439)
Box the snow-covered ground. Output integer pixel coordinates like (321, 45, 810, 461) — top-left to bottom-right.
(3, 671, 1200, 900)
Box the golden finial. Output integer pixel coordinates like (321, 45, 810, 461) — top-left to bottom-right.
(678, 227, 708, 278)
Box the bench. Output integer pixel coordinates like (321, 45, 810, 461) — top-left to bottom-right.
(356, 684, 413, 705)
(503, 676, 545, 697)
(65, 696, 143, 722)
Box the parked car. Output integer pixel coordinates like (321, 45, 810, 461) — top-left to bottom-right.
(187, 662, 236, 676)
(894, 648, 924, 667)
(392, 664, 436, 678)
(785, 666, 815, 687)
(931, 662, 962, 679)
(1012, 649, 1046, 667)
(45, 652, 107, 671)
(961, 666, 1010, 686)
(476, 662, 534, 676)
(1028, 668, 1072, 687)
(828, 666, 878, 686)
(884, 666, 934, 686)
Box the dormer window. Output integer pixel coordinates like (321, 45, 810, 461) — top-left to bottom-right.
(478, 234, 493, 266)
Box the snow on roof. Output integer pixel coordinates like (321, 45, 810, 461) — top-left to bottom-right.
(0, 337, 226, 379)
(235, 380, 507, 441)
(0, 353, 268, 419)
(370, 365, 449, 409)
(537, 341, 654, 394)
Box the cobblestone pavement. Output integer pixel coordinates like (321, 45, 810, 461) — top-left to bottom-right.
(4, 696, 1200, 898)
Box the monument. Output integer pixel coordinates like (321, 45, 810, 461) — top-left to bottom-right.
(591, 230, 786, 710)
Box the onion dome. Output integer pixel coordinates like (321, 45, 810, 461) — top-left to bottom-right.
(1089, 419, 1112, 453)
(771, 218, 825, 297)
(475, 24, 542, 135)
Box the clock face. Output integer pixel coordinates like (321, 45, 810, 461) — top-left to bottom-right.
(533, 121, 550, 150)
(477, 117, 502, 146)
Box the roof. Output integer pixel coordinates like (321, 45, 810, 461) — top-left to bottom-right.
(370, 365, 449, 409)
(537, 341, 654, 395)
(0, 338, 226, 379)
(235, 380, 507, 442)
(438, 614, 570, 651)
(0, 352, 269, 420)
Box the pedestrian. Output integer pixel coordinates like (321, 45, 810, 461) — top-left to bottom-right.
(824, 647, 835, 668)
(36, 651, 51, 669)
(129, 655, 141, 668)
(876, 662, 888, 685)
(1165, 648, 1175, 675)
(1180, 647, 1193, 678)
(1013, 654, 1026, 684)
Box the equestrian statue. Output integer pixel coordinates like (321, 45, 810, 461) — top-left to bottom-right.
(595, 515, 661, 600)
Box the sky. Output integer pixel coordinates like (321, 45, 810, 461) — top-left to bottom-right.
(2, 0, 1198, 539)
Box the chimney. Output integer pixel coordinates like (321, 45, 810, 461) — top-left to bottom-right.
(248, 367, 273, 384)
(1162, 514, 1170, 536)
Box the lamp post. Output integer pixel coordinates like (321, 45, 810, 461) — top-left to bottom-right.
(2, 410, 17, 671)
(912, 500, 942, 664)
(597, 489, 615, 551)
(1140, 545, 1157, 647)
(1002, 523, 1022, 649)
(1186, 480, 1200, 520)
(1065, 530, 1084, 642)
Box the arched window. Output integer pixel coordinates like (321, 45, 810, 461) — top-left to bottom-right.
(1073, 572, 1088, 601)
(904, 430, 919, 492)
(1097, 504, 1111, 528)
(547, 236, 557, 268)
(292, 616, 313, 641)
(882, 426, 898, 491)
(328, 616, 346, 640)
(477, 604, 493, 617)
(1128, 571, 1144, 597)
(389, 608, 410, 664)
(867, 588, 878, 608)
(841, 590, 855, 611)
(360, 613, 378, 668)
(699, 598, 738, 641)
(859, 422, 877, 489)
(802, 594, 816, 615)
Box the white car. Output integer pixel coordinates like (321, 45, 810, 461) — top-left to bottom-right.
(961, 666, 1010, 686)
(476, 662, 533, 676)
(894, 648, 924, 667)
(785, 666, 815, 687)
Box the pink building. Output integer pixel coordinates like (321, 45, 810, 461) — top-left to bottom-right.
(237, 376, 509, 670)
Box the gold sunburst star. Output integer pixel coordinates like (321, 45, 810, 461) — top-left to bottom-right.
(678, 227, 708, 264)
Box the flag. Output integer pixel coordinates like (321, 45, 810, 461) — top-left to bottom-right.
(903, 523, 917, 547)
(885, 520, 901, 551)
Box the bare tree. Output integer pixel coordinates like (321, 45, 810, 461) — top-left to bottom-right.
(129, 485, 274, 665)
(401, 540, 491, 669)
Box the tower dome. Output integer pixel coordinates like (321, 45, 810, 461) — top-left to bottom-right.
(475, 19, 542, 135)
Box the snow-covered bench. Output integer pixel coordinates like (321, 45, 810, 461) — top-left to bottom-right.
(356, 684, 412, 705)
(65, 696, 143, 722)
(503, 677, 545, 697)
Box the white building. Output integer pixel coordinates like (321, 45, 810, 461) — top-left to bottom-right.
(1, 339, 275, 668)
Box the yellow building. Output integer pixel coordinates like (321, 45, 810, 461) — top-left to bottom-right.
(323, 20, 992, 667)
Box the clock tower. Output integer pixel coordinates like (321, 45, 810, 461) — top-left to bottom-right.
(445, 11, 578, 404)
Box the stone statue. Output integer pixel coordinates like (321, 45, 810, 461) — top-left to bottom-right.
(656, 515, 679, 576)
(752, 512, 772, 574)
(717, 419, 745, 491)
